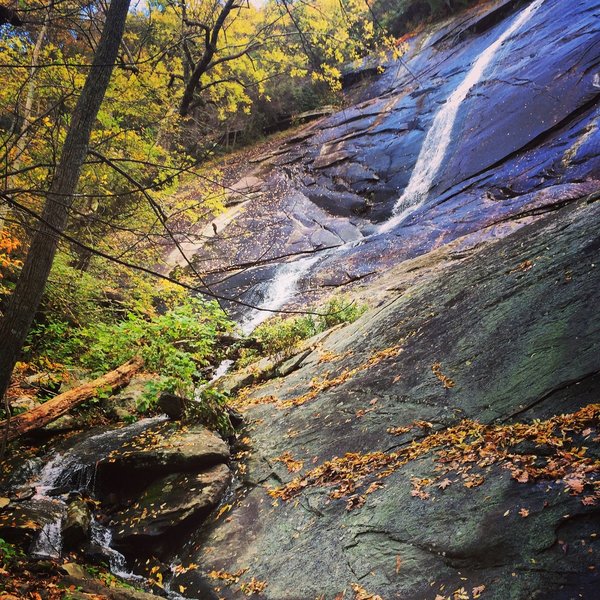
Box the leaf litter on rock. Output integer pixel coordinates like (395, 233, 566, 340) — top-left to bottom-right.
(269, 403, 600, 509)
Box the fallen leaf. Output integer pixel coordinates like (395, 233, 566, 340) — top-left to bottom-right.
(216, 504, 232, 519)
(472, 584, 486, 598)
(519, 508, 529, 518)
(351, 583, 383, 600)
(514, 470, 529, 483)
(395, 555, 402, 574)
(563, 475, 585, 494)
(240, 577, 267, 596)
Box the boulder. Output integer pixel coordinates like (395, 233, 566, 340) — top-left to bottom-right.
(62, 495, 92, 550)
(0, 501, 61, 546)
(112, 464, 231, 544)
(97, 422, 230, 477)
(43, 414, 80, 432)
(105, 373, 154, 418)
(157, 392, 188, 420)
(23, 372, 61, 391)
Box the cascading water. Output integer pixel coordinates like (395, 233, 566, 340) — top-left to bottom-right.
(209, 0, 547, 384)
(208, 253, 327, 380)
(238, 252, 325, 335)
(25, 416, 166, 564)
(378, 0, 545, 233)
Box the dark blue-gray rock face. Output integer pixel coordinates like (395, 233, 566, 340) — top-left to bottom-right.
(174, 184, 600, 600)
(188, 0, 599, 313)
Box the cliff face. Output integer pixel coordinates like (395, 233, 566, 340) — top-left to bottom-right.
(186, 0, 598, 320)
(164, 0, 600, 597)
(183, 182, 600, 600)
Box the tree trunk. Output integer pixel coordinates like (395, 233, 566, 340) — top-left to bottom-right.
(178, 0, 237, 116)
(0, 0, 132, 402)
(0, 357, 143, 441)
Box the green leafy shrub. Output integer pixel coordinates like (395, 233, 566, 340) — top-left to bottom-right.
(250, 295, 367, 360)
(69, 297, 232, 406)
(253, 314, 318, 358)
(185, 387, 234, 437)
(317, 295, 367, 329)
(23, 253, 196, 365)
(0, 537, 22, 564)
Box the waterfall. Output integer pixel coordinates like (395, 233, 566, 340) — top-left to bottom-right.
(27, 417, 166, 560)
(30, 517, 63, 559)
(379, 0, 545, 233)
(238, 252, 325, 335)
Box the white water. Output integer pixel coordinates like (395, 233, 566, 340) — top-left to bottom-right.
(379, 0, 545, 233)
(30, 517, 63, 559)
(238, 252, 325, 335)
(210, 358, 235, 382)
(90, 520, 144, 581)
(27, 417, 167, 560)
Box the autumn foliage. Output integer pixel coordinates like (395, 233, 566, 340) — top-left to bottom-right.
(269, 403, 600, 509)
(0, 230, 22, 294)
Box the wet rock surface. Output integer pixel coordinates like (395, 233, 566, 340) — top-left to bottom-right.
(156, 2, 600, 597)
(97, 422, 230, 480)
(182, 0, 599, 317)
(1, 418, 232, 588)
(112, 464, 231, 546)
(173, 198, 600, 598)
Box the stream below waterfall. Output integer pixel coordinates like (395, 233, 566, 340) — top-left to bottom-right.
(12, 418, 166, 580)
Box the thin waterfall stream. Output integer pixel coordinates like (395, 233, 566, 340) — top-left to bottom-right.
(23, 417, 167, 572)
(209, 0, 546, 381)
(228, 0, 546, 333)
(378, 0, 545, 233)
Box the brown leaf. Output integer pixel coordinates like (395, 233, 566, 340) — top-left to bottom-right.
(519, 508, 529, 518)
(395, 555, 402, 574)
(514, 470, 529, 483)
(563, 475, 585, 494)
(472, 584, 486, 598)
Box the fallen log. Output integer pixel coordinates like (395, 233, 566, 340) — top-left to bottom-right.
(0, 356, 143, 442)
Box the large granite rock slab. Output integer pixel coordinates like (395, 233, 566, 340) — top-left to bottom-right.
(168, 198, 600, 599)
(98, 422, 229, 477)
(112, 464, 231, 546)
